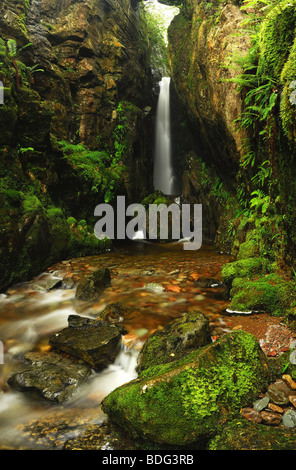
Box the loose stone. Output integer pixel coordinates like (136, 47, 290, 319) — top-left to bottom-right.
(253, 396, 269, 411)
(289, 395, 296, 408)
(282, 409, 296, 429)
(260, 411, 282, 426)
(267, 379, 293, 405)
(240, 408, 262, 424)
(267, 403, 284, 414)
(282, 374, 296, 390)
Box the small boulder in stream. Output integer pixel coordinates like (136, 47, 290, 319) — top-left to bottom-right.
(49, 315, 125, 370)
(7, 351, 91, 404)
(136, 311, 212, 374)
(75, 267, 111, 300)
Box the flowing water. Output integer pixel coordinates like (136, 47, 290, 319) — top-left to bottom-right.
(0, 240, 290, 449)
(153, 77, 178, 196)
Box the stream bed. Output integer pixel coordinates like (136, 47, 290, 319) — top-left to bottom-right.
(0, 240, 294, 449)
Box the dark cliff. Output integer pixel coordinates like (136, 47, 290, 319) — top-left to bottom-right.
(0, 0, 154, 290)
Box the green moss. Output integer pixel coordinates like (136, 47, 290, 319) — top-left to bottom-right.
(102, 331, 269, 445)
(221, 257, 270, 289)
(229, 273, 295, 315)
(257, 1, 296, 82)
(208, 418, 296, 450)
(237, 237, 259, 260)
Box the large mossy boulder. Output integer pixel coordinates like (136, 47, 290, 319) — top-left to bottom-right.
(102, 330, 269, 445)
(136, 311, 212, 374)
(229, 274, 296, 315)
(49, 315, 124, 370)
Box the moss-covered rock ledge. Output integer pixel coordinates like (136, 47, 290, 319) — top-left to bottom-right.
(102, 330, 269, 446)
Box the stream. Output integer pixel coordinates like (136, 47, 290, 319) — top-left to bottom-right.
(0, 239, 291, 449)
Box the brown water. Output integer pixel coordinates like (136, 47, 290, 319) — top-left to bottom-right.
(0, 239, 289, 449)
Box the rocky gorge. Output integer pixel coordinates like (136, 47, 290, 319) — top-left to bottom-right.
(1, 0, 296, 452)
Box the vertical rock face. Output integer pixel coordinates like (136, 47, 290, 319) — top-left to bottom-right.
(167, 0, 250, 182)
(0, 0, 153, 180)
(0, 0, 154, 291)
(25, 0, 153, 148)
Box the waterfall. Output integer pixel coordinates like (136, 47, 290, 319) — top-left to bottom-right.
(153, 77, 177, 196)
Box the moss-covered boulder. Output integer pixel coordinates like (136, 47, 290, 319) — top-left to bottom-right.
(102, 330, 269, 445)
(221, 257, 270, 290)
(229, 274, 296, 315)
(136, 311, 212, 374)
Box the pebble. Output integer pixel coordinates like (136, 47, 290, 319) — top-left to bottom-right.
(240, 408, 262, 424)
(144, 283, 165, 293)
(282, 374, 296, 390)
(268, 403, 284, 413)
(282, 409, 296, 429)
(289, 395, 296, 408)
(260, 411, 282, 426)
(267, 380, 292, 405)
(253, 396, 269, 411)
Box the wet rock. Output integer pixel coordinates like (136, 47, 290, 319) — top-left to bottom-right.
(260, 411, 282, 426)
(136, 311, 212, 373)
(98, 303, 130, 324)
(75, 268, 111, 300)
(253, 396, 270, 412)
(62, 276, 75, 289)
(268, 403, 284, 414)
(102, 331, 269, 445)
(241, 408, 262, 424)
(194, 278, 224, 288)
(7, 351, 91, 404)
(282, 409, 296, 428)
(289, 395, 296, 408)
(282, 374, 296, 390)
(267, 379, 295, 405)
(49, 315, 124, 370)
(46, 278, 62, 290)
(144, 283, 165, 293)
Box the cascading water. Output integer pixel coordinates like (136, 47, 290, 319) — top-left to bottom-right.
(153, 77, 178, 196)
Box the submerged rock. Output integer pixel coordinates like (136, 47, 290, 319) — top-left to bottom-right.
(98, 303, 130, 324)
(102, 330, 269, 445)
(46, 278, 62, 290)
(136, 311, 212, 374)
(75, 268, 111, 300)
(49, 315, 124, 370)
(7, 351, 91, 404)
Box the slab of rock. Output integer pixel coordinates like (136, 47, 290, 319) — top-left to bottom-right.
(136, 311, 212, 374)
(75, 268, 111, 300)
(7, 351, 91, 404)
(49, 315, 124, 370)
